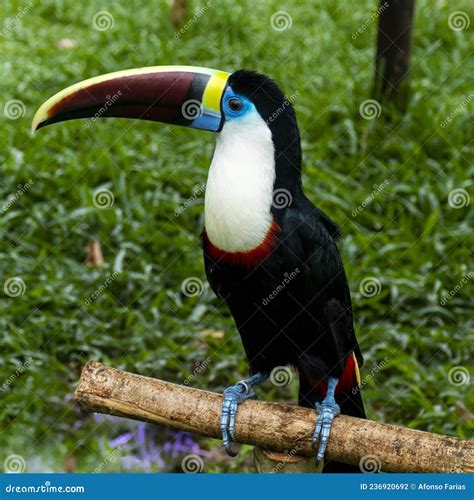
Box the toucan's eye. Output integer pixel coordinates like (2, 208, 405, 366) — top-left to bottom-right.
(228, 97, 243, 112)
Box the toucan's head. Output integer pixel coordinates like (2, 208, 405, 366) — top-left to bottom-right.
(32, 65, 302, 182)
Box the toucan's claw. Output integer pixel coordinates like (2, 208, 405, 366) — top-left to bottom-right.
(220, 383, 256, 456)
(313, 401, 340, 462)
(219, 371, 268, 457)
(312, 376, 340, 463)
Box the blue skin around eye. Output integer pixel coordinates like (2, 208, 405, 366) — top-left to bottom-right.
(190, 86, 257, 131)
(221, 86, 257, 121)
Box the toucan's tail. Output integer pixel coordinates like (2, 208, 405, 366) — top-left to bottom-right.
(298, 354, 366, 473)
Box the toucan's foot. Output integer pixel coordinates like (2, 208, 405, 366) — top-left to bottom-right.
(312, 376, 340, 462)
(220, 371, 268, 456)
(220, 382, 257, 456)
(313, 400, 340, 461)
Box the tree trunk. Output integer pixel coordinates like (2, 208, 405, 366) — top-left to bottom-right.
(74, 362, 474, 473)
(374, 0, 415, 107)
(170, 0, 187, 28)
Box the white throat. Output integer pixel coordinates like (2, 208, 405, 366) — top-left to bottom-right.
(204, 113, 275, 253)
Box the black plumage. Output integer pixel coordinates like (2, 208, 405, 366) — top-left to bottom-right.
(203, 71, 365, 472)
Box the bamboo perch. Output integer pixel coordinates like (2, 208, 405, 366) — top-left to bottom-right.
(74, 362, 474, 473)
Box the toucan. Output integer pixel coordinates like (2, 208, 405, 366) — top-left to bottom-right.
(33, 66, 365, 472)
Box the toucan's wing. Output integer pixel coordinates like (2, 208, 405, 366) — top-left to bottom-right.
(281, 202, 363, 370)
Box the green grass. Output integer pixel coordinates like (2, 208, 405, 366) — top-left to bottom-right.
(1, 0, 472, 473)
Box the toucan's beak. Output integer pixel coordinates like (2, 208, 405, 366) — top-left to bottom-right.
(32, 65, 230, 134)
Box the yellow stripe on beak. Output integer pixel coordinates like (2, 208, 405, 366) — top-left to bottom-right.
(202, 71, 230, 114)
